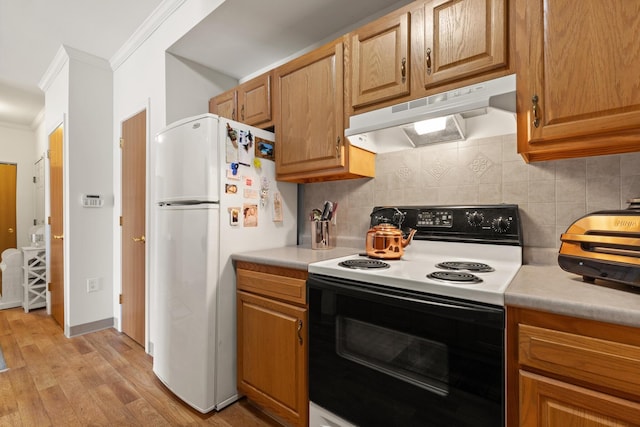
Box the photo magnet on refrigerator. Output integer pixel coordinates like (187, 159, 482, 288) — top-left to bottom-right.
(228, 207, 240, 226)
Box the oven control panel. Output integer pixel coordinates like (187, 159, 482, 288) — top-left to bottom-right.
(416, 210, 453, 227)
(370, 205, 522, 245)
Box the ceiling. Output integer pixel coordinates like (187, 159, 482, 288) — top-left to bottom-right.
(0, 0, 411, 129)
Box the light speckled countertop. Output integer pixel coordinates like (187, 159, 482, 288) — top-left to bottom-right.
(232, 245, 640, 328)
(231, 245, 361, 271)
(506, 264, 640, 327)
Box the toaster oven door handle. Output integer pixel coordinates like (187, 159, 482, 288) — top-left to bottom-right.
(561, 233, 640, 248)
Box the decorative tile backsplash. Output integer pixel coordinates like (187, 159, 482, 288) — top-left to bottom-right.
(302, 133, 640, 264)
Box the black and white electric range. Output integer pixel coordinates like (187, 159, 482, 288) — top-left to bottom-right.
(307, 204, 522, 427)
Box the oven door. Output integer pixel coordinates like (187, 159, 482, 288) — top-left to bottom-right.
(307, 273, 505, 427)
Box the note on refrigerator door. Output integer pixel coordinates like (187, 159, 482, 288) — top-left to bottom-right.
(273, 192, 283, 222)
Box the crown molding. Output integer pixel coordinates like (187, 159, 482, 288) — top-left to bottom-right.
(38, 44, 111, 93)
(63, 45, 111, 69)
(110, 0, 186, 71)
(30, 108, 45, 130)
(38, 45, 69, 92)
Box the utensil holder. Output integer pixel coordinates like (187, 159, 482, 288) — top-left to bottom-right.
(311, 220, 335, 250)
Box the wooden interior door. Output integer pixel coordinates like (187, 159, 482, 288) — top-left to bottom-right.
(0, 163, 17, 295)
(49, 125, 64, 328)
(121, 110, 146, 346)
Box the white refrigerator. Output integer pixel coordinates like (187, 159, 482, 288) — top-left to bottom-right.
(152, 113, 297, 413)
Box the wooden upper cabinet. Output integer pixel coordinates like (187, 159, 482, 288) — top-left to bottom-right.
(237, 73, 271, 126)
(208, 72, 272, 128)
(274, 38, 375, 183)
(424, 0, 508, 88)
(516, 0, 640, 162)
(209, 89, 236, 121)
(274, 40, 344, 177)
(350, 12, 410, 109)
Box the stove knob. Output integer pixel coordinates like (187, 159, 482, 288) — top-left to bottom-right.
(467, 211, 484, 226)
(492, 217, 511, 233)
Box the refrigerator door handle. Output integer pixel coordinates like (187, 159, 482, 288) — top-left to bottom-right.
(158, 200, 219, 207)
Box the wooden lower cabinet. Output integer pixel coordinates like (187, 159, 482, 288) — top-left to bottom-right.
(520, 371, 640, 427)
(507, 306, 640, 427)
(236, 262, 308, 427)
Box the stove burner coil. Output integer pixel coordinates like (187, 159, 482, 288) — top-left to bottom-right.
(435, 261, 495, 272)
(339, 259, 391, 270)
(427, 271, 483, 284)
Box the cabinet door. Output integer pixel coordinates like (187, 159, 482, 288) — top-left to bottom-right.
(516, 0, 640, 162)
(274, 40, 345, 177)
(209, 89, 236, 120)
(238, 73, 271, 127)
(350, 12, 410, 108)
(237, 291, 307, 427)
(424, 0, 507, 87)
(520, 371, 640, 426)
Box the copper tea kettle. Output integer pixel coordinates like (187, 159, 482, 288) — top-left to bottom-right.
(365, 223, 417, 259)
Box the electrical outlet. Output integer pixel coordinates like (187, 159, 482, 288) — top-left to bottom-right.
(87, 278, 100, 292)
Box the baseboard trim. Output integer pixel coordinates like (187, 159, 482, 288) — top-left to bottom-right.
(68, 317, 115, 337)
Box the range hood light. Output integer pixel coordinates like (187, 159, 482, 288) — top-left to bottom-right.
(414, 117, 447, 135)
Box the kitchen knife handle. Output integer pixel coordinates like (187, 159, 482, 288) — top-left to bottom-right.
(296, 319, 303, 345)
(401, 57, 406, 82)
(532, 95, 540, 128)
(426, 48, 432, 75)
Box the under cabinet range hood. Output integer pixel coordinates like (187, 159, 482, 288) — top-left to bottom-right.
(346, 74, 517, 153)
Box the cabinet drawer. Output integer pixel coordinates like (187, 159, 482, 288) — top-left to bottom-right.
(519, 324, 640, 397)
(237, 267, 306, 305)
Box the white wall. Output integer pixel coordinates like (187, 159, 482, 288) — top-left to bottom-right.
(66, 50, 114, 328)
(42, 46, 114, 333)
(165, 53, 237, 124)
(112, 0, 225, 349)
(0, 124, 37, 249)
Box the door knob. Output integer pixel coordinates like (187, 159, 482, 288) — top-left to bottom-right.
(132, 235, 146, 243)
(53, 234, 64, 240)
(8, 227, 14, 233)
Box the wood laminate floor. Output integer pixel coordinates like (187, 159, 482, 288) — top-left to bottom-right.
(0, 307, 282, 426)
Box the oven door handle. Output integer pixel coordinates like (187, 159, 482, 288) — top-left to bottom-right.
(307, 274, 504, 327)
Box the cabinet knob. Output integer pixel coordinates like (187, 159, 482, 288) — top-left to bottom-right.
(401, 57, 407, 83)
(426, 48, 432, 75)
(532, 95, 540, 128)
(336, 136, 342, 159)
(241, 105, 245, 121)
(8, 227, 14, 233)
(53, 234, 64, 240)
(132, 235, 146, 243)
